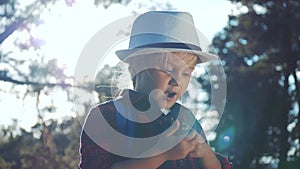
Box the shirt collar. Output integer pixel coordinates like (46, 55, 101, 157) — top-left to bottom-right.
(119, 89, 173, 114)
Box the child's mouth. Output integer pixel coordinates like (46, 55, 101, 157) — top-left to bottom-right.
(165, 91, 177, 100)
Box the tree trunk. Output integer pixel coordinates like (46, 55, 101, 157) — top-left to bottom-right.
(278, 73, 290, 169)
(292, 68, 300, 158)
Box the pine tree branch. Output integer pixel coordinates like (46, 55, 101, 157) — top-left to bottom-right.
(0, 18, 25, 44)
(0, 74, 92, 91)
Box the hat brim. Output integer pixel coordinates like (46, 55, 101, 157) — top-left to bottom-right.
(115, 48, 219, 63)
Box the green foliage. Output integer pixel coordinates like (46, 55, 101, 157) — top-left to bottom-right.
(0, 0, 126, 166)
(3, 0, 299, 169)
(0, 156, 12, 169)
(211, 0, 300, 169)
(0, 118, 81, 169)
(94, 0, 124, 8)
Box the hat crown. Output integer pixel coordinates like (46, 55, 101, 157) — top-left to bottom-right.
(128, 11, 200, 49)
(115, 11, 218, 63)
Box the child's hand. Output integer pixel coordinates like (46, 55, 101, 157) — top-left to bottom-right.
(186, 131, 210, 158)
(162, 121, 200, 161)
(188, 132, 222, 169)
(188, 133, 212, 158)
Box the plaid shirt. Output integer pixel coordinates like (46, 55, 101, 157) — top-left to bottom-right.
(79, 90, 232, 169)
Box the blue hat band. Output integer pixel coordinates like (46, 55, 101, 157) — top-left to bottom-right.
(134, 42, 202, 51)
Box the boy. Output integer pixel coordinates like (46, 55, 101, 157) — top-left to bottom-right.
(79, 11, 232, 169)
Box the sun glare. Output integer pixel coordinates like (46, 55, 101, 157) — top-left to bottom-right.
(1, 0, 233, 131)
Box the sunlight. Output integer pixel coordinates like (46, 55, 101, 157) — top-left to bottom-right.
(1, 0, 233, 131)
(27, 0, 131, 76)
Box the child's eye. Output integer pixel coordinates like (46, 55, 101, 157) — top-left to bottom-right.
(183, 69, 192, 77)
(183, 72, 191, 77)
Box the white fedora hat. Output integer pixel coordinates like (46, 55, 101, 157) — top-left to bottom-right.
(115, 11, 218, 63)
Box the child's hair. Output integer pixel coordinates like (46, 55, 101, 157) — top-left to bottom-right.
(114, 53, 169, 90)
(113, 52, 200, 97)
(111, 62, 133, 98)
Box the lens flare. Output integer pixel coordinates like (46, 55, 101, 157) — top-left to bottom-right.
(217, 126, 235, 151)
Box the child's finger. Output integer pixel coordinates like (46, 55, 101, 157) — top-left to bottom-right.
(186, 130, 206, 144)
(188, 151, 198, 158)
(198, 134, 206, 144)
(185, 130, 197, 141)
(166, 120, 180, 137)
(188, 144, 200, 157)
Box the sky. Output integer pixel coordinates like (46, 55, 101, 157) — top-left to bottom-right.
(0, 0, 235, 131)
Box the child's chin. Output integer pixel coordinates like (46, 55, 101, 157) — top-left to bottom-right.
(164, 101, 175, 110)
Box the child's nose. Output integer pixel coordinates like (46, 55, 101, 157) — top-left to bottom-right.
(168, 77, 179, 86)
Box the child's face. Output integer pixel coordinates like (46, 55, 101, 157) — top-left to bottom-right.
(135, 52, 198, 109)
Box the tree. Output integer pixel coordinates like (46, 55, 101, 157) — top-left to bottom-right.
(0, 0, 114, 168)
(0, 117, 82, 169)
(211, 0, 300, 169)
(1, 0, 175, 168)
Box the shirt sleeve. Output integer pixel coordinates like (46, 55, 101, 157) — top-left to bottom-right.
(78, 105, 124, 169)
(79, 130, 115, 169)
(192, 115, 233, 169)
(215, 153, 233, 169)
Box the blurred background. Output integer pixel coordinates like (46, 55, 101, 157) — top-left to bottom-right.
(0, 0, 299, 168)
